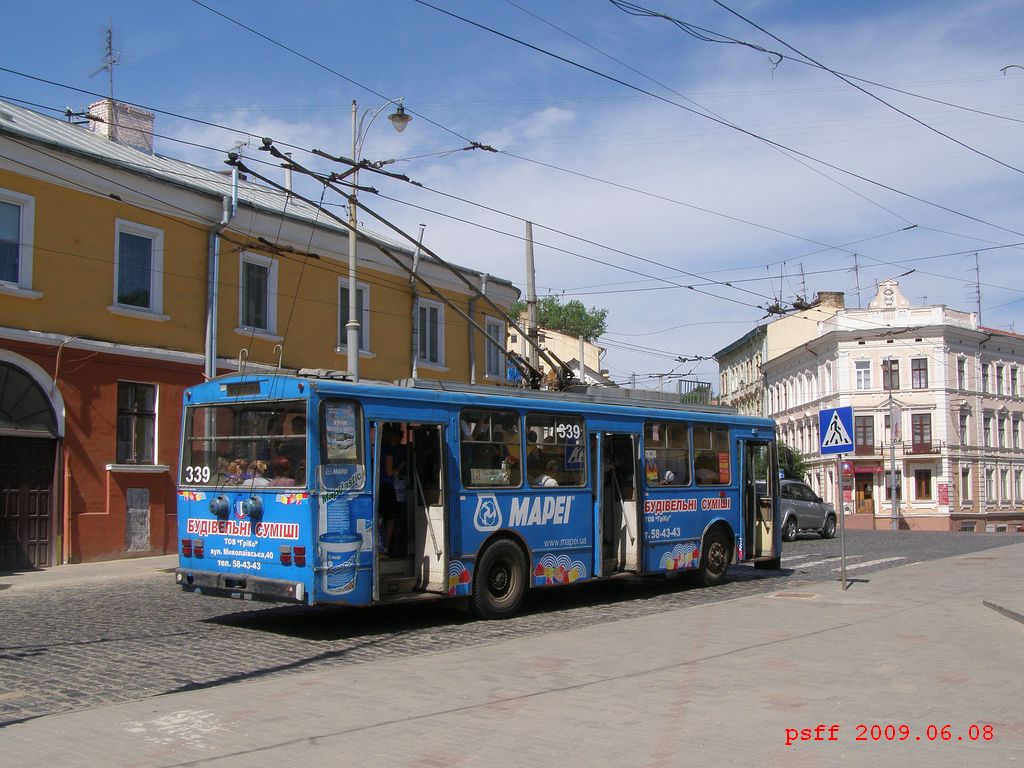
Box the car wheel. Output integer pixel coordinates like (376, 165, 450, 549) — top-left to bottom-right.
(472, 538, 528, 619)
(782, 516, 798, 542)
(821, 515, 837, 539)
(698, 528, 730, 587)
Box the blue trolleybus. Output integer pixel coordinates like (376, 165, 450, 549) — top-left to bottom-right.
(175, 370, 781, 619)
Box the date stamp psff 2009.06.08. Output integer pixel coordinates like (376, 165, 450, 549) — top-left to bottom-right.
(785, 723, 994, 746)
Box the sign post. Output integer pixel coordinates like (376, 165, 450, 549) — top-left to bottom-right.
(819, 406, 854, 591)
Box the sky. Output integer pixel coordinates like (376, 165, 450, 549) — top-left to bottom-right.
(4, 0, 1024, 389)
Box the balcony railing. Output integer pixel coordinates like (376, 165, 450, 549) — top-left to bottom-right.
(903, 440, 943, 455)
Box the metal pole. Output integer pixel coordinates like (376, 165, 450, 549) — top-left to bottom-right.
(837, 454, 847, 590)
(889, 367, 899, 529)
(346, 100, 361, 381)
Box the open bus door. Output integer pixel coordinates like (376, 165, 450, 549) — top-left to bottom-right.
(373, 421, 449, 599)
(594, 432, 640, 574)
(742, 440, 781, 569)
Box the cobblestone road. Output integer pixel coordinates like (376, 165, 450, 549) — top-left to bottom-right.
(0, 530, 1014, 726)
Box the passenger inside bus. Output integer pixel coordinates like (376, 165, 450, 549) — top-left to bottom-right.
(530, 457, 559, 487)
(267, 455, 295, 487)
(379, 424, 407, 557)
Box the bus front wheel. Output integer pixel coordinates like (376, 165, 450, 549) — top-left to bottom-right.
(472, 539, 528, 620)
(698, 529, 730, 587)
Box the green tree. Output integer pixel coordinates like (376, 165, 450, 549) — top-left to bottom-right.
(509, 296, 608, 342)
(778, 442, 807, 481)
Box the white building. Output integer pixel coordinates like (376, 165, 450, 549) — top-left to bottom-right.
(722, 279, 1024, 532)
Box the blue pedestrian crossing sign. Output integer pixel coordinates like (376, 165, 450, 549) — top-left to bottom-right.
(819, 406, 854, 455)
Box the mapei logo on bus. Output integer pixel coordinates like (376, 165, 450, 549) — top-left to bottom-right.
(473, 494, 576, 532)
(185, 518, 300, 540)
(644, 497, 732, 514)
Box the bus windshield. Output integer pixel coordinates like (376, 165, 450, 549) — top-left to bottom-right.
(181, 400, 307, 488)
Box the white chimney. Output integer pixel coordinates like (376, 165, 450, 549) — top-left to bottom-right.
(87, 99, 155, 154)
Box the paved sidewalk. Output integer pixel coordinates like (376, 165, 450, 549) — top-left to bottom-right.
(1, 544, 1022, 767)
(0, 554, 177, 591)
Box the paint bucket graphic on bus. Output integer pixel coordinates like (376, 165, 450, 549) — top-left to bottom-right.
(319, 532, 362, 595)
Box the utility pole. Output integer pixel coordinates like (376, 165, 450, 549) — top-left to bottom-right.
(525, 221, 539, 372)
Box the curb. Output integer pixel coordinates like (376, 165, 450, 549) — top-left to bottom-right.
(982, 600, 1024, 626)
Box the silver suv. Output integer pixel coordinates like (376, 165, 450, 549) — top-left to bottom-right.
(780, 479, 836, 541)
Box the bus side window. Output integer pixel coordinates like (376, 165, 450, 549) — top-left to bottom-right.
(694, 424, 730, 485)
(644, 421, 690, 486)
(460, 409, 522, 488)
(524, 413, 586, 487)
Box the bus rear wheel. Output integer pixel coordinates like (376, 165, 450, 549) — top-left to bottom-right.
(698, 529, 730, 587)
(472, 539, 528, 620)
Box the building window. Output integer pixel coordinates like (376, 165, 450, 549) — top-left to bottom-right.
(982, 364, 990, 393)
(855, 360, 871, 390)
(911, 413, 931, 452)
(957, 357, 967, 390)
(417, 298, 444, 366)
(855, 415, 874, 454)
(1012, 367, 1019, 397)
(116, 382, 156, 464)
(0, 189, 35, 290)
(914, 469, 932, 501)
(959, 410, 969, 445)
(961, 465, 971, 502)
(1013, 416, 1021, 449)
(115, 220, 164, 313)
(911, 358, 928, 389)
(996, 365, 1004, 395)
(983, 414, 993, 447)
(338, 281, 370, 352)
(239, 252, 278, 333)
(884, 470, 902, 502)
(484, 316, 505, 378)
(884, 413, 902, 443)
(998, 416, 1007, 448)
(985, 467, 995, 501)
(882, 359, 900, 390)
(1016, 469, 1023, 503)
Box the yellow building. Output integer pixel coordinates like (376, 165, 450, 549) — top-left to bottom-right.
(0, 99, 517, 566)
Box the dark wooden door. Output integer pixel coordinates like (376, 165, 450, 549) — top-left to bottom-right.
(0, 437, 56, 570)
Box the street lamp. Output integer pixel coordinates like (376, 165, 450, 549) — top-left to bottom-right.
(346, 98, 411, 380)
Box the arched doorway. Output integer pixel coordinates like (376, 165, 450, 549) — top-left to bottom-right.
(0, 359, 61, 570)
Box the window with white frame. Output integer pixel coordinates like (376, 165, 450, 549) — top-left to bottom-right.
(1016, 469, 1023, 503)
(985, 467, 995, 501)
(998, 416, 1007, 448)
(1012, 367, 1020, 397)
(114, 220, 164, 313)
(0, 188, 35, 290)
(1014, 416, 1021, 449)
(1000, 468, 1009, 502)
(996, 365, 1005, 395)
(959, 410, 969, 445)
(855, 360, 871, 390)
(960, 465, 971, 502)
(417, 298, 444, 366)
(484, 316, 505, 378)
(239, 252, 278, 333)
(982, 363, 990, 393)
(983, 413, 992, 447)
(957, 357, 967, 390)
(338, 280, 370, 352)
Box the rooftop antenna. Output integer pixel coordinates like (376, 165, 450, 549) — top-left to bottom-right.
(850, 253, 863, 308)
(90, 22, 121, 103)
(973, 252, 982, 323)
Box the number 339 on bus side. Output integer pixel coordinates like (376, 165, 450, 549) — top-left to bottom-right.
(184, 465, 211, 483)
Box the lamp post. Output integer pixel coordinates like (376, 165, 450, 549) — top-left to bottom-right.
(346, 98, 411, 380)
